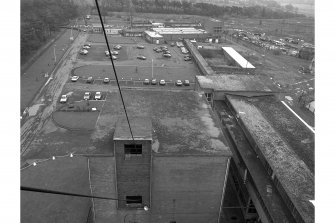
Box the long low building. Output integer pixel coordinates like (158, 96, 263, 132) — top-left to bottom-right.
(222, 47, 255, 69)
(143, 30, 164, 44)
(152, 27, 208, 41)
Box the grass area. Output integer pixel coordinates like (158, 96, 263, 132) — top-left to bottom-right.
(53, 111, 99, 130)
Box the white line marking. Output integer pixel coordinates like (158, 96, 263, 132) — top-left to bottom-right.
(281, 101, 315, 133)
(87, 158, 96, 222)
(95, 93, 107, 127)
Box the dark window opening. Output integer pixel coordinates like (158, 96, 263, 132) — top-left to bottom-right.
(126, 196, 142, 204)
(124, 144, 142, 155)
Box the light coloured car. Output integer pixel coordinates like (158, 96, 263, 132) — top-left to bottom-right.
(137, 45, 145, 49)
(143, 79, 150, 85)
(111, 51, 119, 55)
(114, 45, 122, 50)
(71, 76, 79, 82)
(103, 78, 110, 83)
(80, 49, 88, 55)
(163, 53, 171, 58)
(159, 80, 166, 86)
(95, 92, 102, 100)
(111, 55, 118, 60)
(60, 95, 68, 103)
(176, 80, 182, 86)
(105, 50, 110, 56)
(83, 45, 90, 49)
(83, 92, 90, 100)
(151, 79, 157, 85)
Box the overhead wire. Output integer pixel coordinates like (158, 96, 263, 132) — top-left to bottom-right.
(94, 0, 135, 142)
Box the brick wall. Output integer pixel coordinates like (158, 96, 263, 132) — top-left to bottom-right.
(114, 140, 152, 208)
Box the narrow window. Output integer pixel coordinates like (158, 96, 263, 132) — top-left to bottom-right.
(126, 196, 142, 204)
(124, 144, 142, 155)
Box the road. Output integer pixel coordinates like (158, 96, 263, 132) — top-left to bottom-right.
(21, 32, 88, 158)
(21, 29, 79, 113)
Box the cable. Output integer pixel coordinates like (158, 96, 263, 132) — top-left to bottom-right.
(94, 0, 135, 142)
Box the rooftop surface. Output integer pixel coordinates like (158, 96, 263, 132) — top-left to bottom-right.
(114, 117, 152, 140)
(226, 95, 314, 223)
(222, 47, 255, 68)
(144, 30, 164, 38)
(95, 89, 231, 156)
(153, 27, 208, 35)
(196, 75, 272, 92)
(21, 156, 91, 223)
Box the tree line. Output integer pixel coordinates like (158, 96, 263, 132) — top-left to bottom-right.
(21, 0, 79, 64)
(92, 0, 305, 19)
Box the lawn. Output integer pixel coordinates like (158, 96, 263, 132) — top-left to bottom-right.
(53, 110, 100, 130)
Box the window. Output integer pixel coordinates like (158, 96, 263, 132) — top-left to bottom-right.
(124, 144, 142, 155)
(126, 196, 142, 204)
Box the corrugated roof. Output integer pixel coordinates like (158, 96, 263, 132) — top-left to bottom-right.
(144, 30, 163, 38)
(222, 47, 255, 68)
(153, 27, 207, 35)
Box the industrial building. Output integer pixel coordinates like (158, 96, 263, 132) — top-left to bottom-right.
(22, 90, 233, 223)
(143, 30, 164, 44)
(92, 23, 121, 34)
(152, 27, 208, 41)
(203, 18, 224, 43)
(121, 28, 145, 37)
(196, 74, 315, 223)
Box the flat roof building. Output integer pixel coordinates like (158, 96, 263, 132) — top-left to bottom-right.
(222, 47, 255, 69)
(152, 27, 208, 41)
(143, 30, 164, 44)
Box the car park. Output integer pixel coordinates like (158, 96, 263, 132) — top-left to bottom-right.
(184, 80, 190, 86)
(159, 80, 166, 86)
(95, 92, 102, 100)
(86, 76, 93, 83)
(83, 92, 90, 100)
(151, 79, 157, 85)
(60, 95, 68, 103)
(103, 78, 110, 83)
(137, 45, 145, 49)
(71, 76, 79, 82)
(137, 55, 147, 60)
(143, 79, 150, 85)
(176, 80, 182, 86)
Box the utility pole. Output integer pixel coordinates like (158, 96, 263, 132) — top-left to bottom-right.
(152, 59, 154, 79)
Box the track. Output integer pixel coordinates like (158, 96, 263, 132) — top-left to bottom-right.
(21, 33, 88, 157)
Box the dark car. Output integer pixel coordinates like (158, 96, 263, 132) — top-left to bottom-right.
(137, 55, 147, 60)
(151, 79, 157, 85)
(170, 42, 175, 47)
(184, 57, 191, 61)
(143, 79, 150, 85)
(86, 76, 93, 83)
(184, 80, 190, 86)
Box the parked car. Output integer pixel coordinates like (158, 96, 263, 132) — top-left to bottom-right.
(71, 76, 79, 82)
(163, 53, 171, 58)
(83, 45, 90, 49)
(164, 50, 171, 54)
(95, 92, 102, 100)
(159, 80, 166, 85)
(103, 78, 110, 83)
(170, 42, 175, 47)
(184, 80, 190, 86)
(184, 57, 191, 61)
(155, 48, 162, 53)
(83, 92, 90, 100)
(80, 49, 88, 55)
(137, 45, 145, 49)
(86, 76, 93, 83)
(105, 50, 110, 56)
(137, 55, 147, 60)
(60, 95, 68, 103)
(111, 55, 118, 60)
(111, 51, 119, 55)
(143, 79, 150, 85)
(176, 80, 182, 86)
(151, 79, 157, 85)
(114, 45, 122, 50)
(84, 43, 91, 47)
